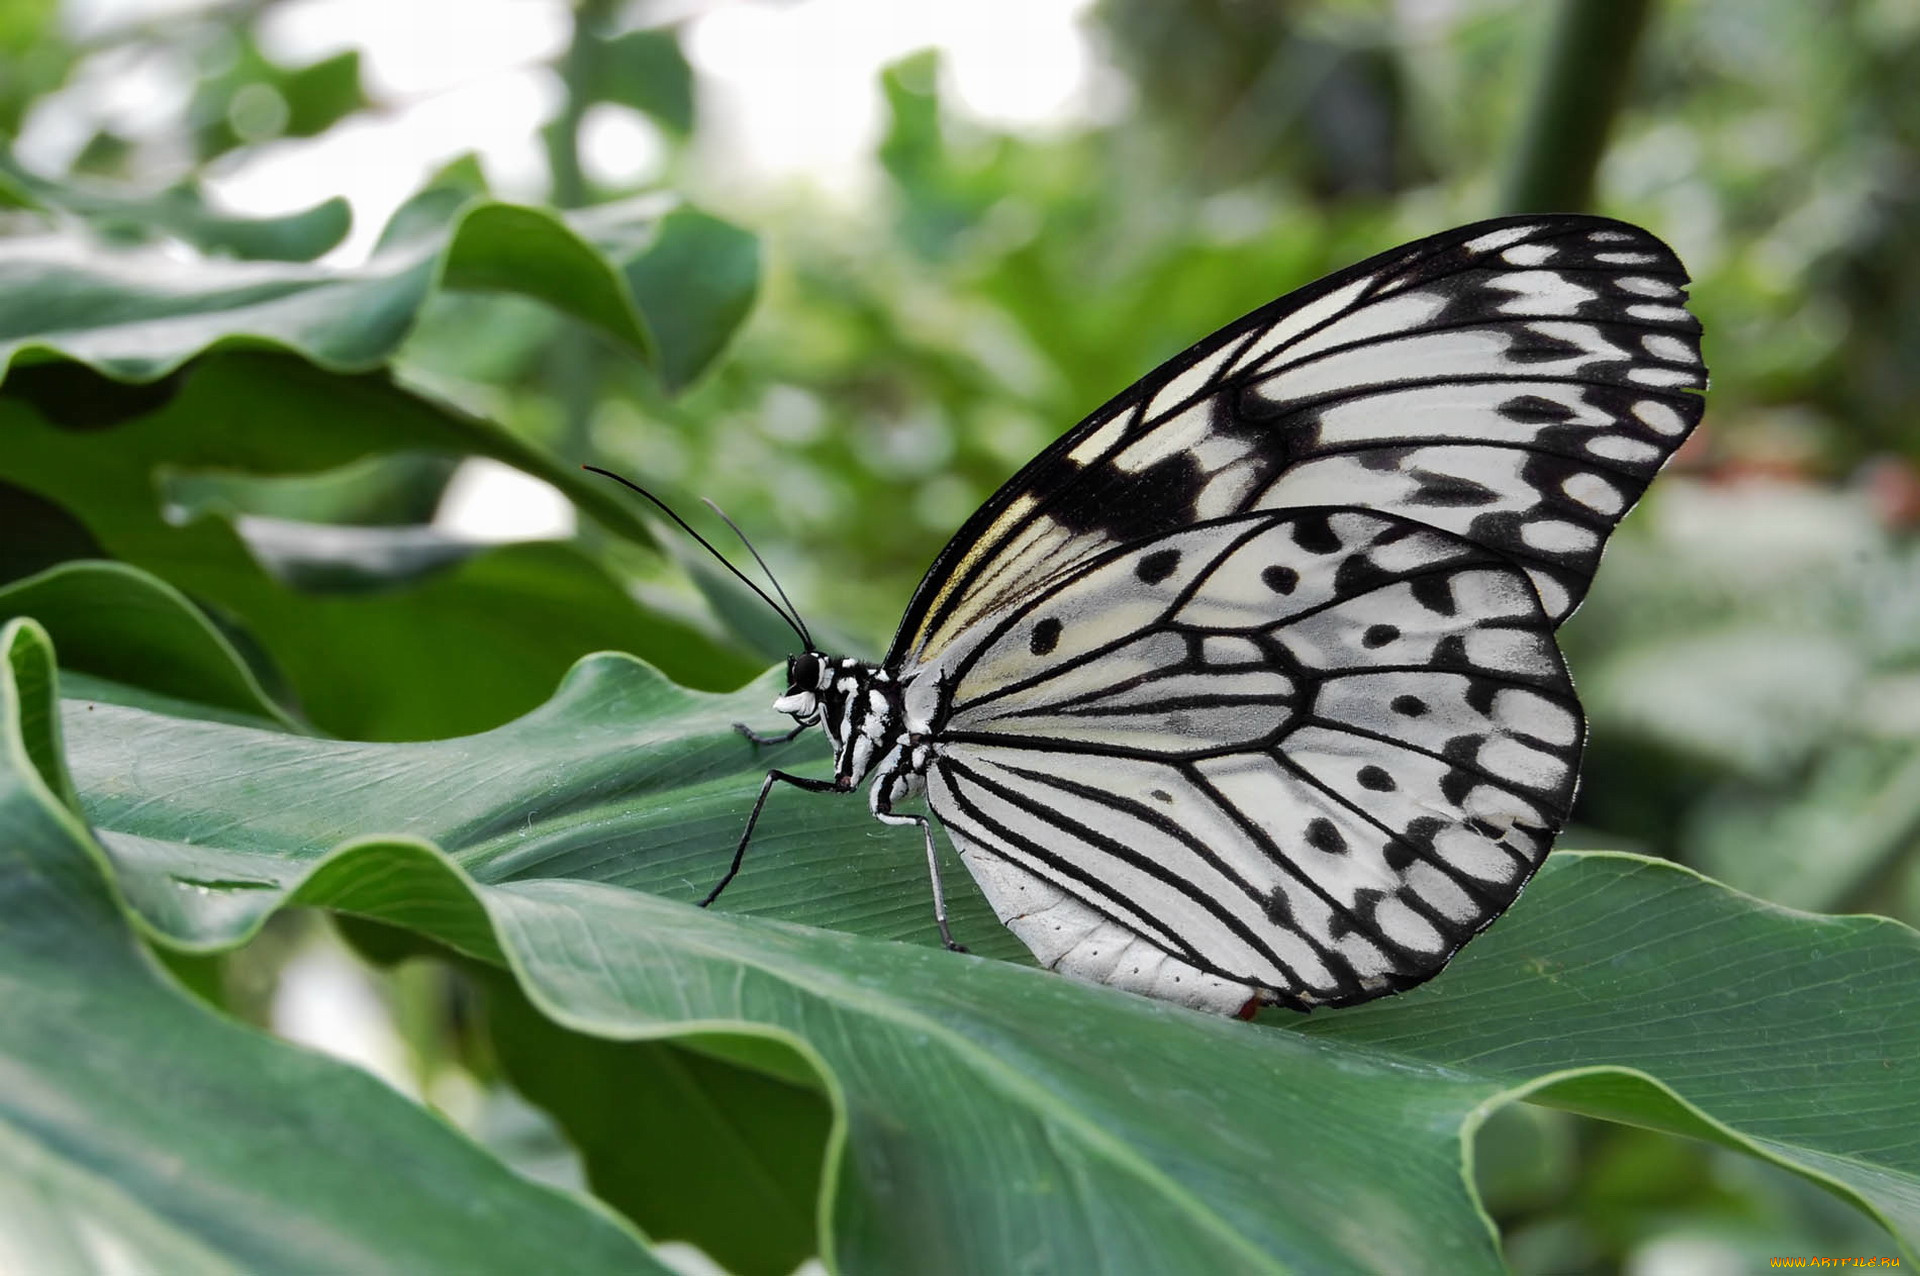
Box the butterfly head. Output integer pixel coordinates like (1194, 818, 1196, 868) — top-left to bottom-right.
(771, 652, 830, 725)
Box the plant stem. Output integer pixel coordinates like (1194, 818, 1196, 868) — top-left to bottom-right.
(1499, 0, 1657, 214)
(546, 0, 616, 465)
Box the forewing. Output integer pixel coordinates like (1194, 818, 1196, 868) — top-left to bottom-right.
(914, 509, 1581, 1010)
(890, 215, 1704, 671)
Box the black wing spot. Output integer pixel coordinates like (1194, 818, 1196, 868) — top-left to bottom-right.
(1358, 445, 1412, 473)
(1411, 573, 1456, 616)
(1362, 624, 1400, 648)
(1464, 678, 1499, 715)
(1409, 471, 1502, 507)
(1391, 818, 1444, 873)
(1306, 818, 1346, 854)
(1136, 549, 1181, 585)
(1440, 771, 1477, 805)
(1291, 514, 1341, 554)
(1507, 328, 1589, 363)
(1049, 452, 1205, 543)
(1439, 739, 1481, 805)
(1404, 817, 1442, 849)
(1432, 634, 1469, 668)
(1333, 553, 1396, 596)
(1391, 694, 1428, 717)
(1148, 787, 1174, 804)
(1330, 887, 1384, 942)
(1265, 887, 1295, 925)
(1029, 617, 1063, 656)
(1262, 564, 1300, 594)
(1499, 394, 1576, 424)
(1357, 765, 1396, 792)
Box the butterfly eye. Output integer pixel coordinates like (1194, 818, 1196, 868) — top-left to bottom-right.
(789, 653, 823, 690)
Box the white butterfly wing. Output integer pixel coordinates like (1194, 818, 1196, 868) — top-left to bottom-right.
(908, 509, 1580, 1011)
(889, 216, 1704, 674)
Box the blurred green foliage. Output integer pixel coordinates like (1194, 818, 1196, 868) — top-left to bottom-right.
(2, 0, 1918, 1271)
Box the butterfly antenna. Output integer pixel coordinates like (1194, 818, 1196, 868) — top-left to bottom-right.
(582, 466, 811, 650)
(701, 497, 813, 650)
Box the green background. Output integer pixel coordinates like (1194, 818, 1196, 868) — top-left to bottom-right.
(2, 1, 1917, 1271)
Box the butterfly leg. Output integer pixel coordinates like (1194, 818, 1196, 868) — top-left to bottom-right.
(734, 721, 808, 746)
(703, 769, 842, 907)
(873, 800, 967, 954)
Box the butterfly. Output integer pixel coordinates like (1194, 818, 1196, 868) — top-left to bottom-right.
(591, 213, 1705, 1017)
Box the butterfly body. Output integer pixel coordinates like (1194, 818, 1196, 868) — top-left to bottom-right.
(732, 214, 1703, 1016)
(775, 653, 925, 796)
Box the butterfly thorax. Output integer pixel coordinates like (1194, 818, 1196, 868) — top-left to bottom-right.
(774, 652, 931, 798)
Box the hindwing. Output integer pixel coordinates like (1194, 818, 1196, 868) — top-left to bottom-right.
(911, 509, 1580, 1010)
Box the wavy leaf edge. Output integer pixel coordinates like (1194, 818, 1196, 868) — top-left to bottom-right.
(0, 193, 666, 385)
(16, 623, 1917, 1268)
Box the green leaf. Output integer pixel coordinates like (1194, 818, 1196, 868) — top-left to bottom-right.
(164, 452, 461, 528)
(51, 649, 1920, 1270)
(0, 147, 350, 261)
(63, 654, 998, 949)
(0, 560, 294, 728)
(593, 28, 695, 135)
(185, 37, 366, 162)
(279, 50, 365, 139)
(586, 203, 761, 392)
(0, 476, 102, 580)
(486, 974, 831, 1276)
(0, 360, 760, 735)
(4, 353, 654, 543)
(0, 618, 673, 1274)
(0, 189, 756, 389)
(1300, 855, 1920, 1237)
(0, 190, 637, 377)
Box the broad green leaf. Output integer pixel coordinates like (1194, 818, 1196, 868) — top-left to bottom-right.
(0, 619, 672, 1275)
(63, 651, 1010, 952)
(0, 187, 756, 390)
(165, 451, 461, 530)
(277, 50, 365, 139)
(485, 973, 831, 1276)
(581, 203, 761, 392)
(0, 474, 101, 580)
(1297, 855, 1920, 1241)
(187, 45, 365, 162)
(0, 148, 350, 261)
(220, 516, 483, 593)
(0, 560, 295, 727)
(51, 649, 1920, 1271)
(0, 352, 655, 543)
(0, 367, 759, 735)
(593, 28, 695, 136)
